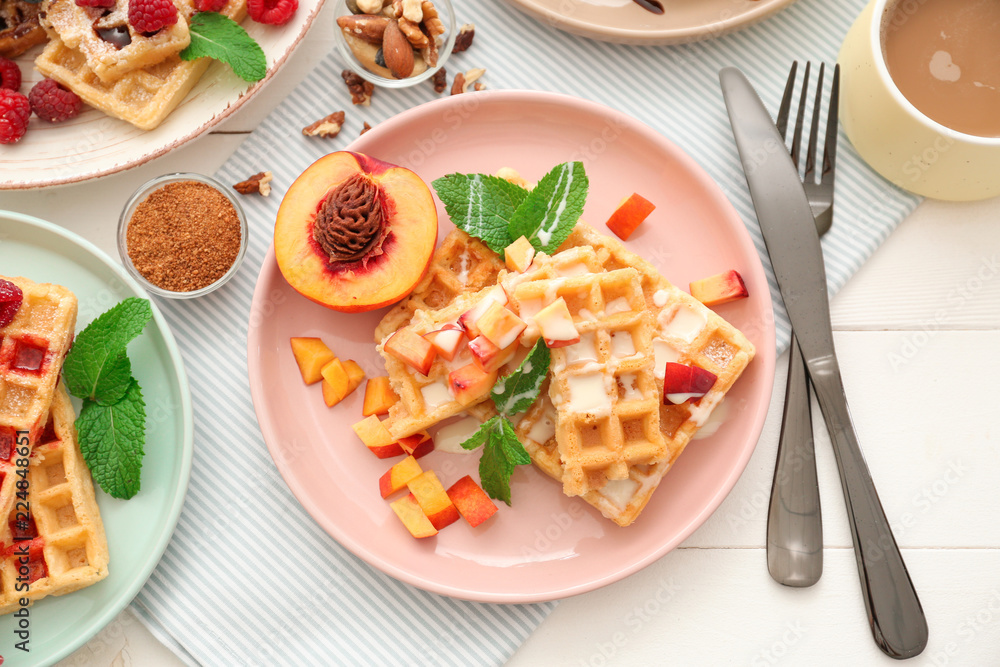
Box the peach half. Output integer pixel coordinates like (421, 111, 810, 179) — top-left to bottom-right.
(274, 152, 438, 312)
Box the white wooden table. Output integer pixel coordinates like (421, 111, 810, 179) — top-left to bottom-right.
(5, 3, 997, 663)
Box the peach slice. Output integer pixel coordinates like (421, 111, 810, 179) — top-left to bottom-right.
(407, 471, 460, 530)
(662, 362, 718, 405)
(384, 329, 436, 375)
(379, 455, 423, 498)
(505, 236, 535, 273)
(363, 376, 399, 416)
(690, 270, 749, 306)
(476, 301, 526, 350)
(390, 494, 438, 538)
(274, 151, 438, 313)
(468, 335, 517, 374)
(605, 193, 655, 241)
(448, 363, 498, 406)
(352, 415, 405, 458)
(446, 475, 498, 527)
(343, 359, 366, 394)
(290, 337, 335, 385)
(533, 298, 580, 348)
(458, 286, 508, 339)
(398, 430, 434, 459)
(321, 359, 351, 407)
(422, 326, 465, 361)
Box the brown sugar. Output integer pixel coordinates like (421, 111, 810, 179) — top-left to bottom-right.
(126, 181, 242, 292)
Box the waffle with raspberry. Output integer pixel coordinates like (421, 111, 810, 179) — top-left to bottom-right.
(0, 0, 46, 58)
(0, 385, 109, 614)
(34, 0, 247, 130)
(40, 0, 193, 84)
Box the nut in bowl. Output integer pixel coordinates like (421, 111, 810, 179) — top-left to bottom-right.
(334, 0, 456, 87)
(117, 173, 249, 299)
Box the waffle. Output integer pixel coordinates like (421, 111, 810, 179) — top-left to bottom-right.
(0, 385, 109, 614)
(40, 0, 193, 84)
(0, 0, 46, 57)
(34, 0, 247, 130)
(510, 259, 667, 497)
(374, 229, 505, 343)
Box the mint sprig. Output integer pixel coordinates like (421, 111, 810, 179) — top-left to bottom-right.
(462, 339, 551, 505)
(432, 162, 589, 257)
(180, 12, 267, 83)
(63, 297, 152, 499)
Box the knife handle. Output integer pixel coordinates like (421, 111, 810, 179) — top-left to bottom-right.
(767, 334, 823, 588)
(809, 355, 928, 659)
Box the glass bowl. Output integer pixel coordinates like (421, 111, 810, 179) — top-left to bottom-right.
(333, 0, 456, 88)
(117, 173, 249, 299)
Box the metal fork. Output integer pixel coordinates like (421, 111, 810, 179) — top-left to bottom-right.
(766, 61, 840, 588)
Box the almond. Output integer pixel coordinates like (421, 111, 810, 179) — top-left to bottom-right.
(382, 19, 414, 79)
(336, 15, 390, 44)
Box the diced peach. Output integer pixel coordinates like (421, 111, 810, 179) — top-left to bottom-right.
(422, 327, 465, 361)
(398, 430, 434, 459)
(390, 494, 438, 538)
(363, 376, 399, 416)
(458, 286, 508, 338)
(468, 335, 517, 373)
(448, 363, 498, 406)
(290, 337, 336, 385)
(343, 359, 366, 394)
(321, 359, 350, 407)
(384, 329, 436, 375)
(605, 193, 655, 241)
(662, 362, 718, 405)
(407, 470, 460, 530)
(379, 455, 423, 498)
(476, 301, 526, 350)
(505, 236, 535, 273)
(352, 415, 405, 458)
(446, 475, 498, 527)
(533, 298, 580, 348)
(690, 270, 749, 307)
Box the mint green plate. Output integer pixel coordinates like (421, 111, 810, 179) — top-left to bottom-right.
(0, 211, 192, 664)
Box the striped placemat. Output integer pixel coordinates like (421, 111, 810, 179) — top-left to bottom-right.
(130, 0, 919, 663)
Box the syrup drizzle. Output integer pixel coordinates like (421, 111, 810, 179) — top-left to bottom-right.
(632, 0, 665, 14)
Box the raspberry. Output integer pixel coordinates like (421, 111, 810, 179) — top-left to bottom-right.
(0, 278, 24, 328)
(0, 58, 20, 92)
(194, 0, 227, 11)
(28, 79, 82, 123)
(128, 0, 179, 34)
(0, 89, 29, 144)
(75, 0, 115, 6)
(247, 0, 296, 25)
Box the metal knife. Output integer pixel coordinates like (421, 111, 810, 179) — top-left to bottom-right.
(719, 66, 928, 660)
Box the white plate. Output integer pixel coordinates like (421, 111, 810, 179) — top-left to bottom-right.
(1, 0, 325, 190)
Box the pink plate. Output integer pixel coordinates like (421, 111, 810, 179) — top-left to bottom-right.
(247, 90, 776, 603)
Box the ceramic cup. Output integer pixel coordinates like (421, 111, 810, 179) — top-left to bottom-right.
(838, 0, 1000, 201)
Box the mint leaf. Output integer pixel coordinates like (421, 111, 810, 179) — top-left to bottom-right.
(478, 417, 531, 505)
(77, 380, 146, 500)
(63, 298, 152, 403)
(432, 174, 528, 254)
(508, 161, 588, 254)
(94, 353, 132, 406)
(491, 339, 551, 416)
(180, 12, 266, 83)
(461, 416, 495, 451)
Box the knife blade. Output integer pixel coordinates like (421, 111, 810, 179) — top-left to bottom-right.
(720, 66, 928, 660)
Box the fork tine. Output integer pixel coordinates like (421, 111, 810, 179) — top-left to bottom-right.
(776, 61, 798, 139)
(790, 62, 811, 170)
(804, 63, 825, 184)
(821, 64, 841, 185)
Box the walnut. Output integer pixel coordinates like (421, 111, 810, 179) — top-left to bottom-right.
(313, 172, 388, 266)
(302, 111, 346, 138)
(431, 67, 447, 93)
(234, 171, 272, 196)
(451, 68, 485, 95)
(420, 0, 444, 38)
(361, 121, 373, 135)
(399, 17, 429, 47)
(453, 23, 474, 53)
(401, 0, 423, 22)
(341, 69, 374, 106)
(420, 29, 439, 67)
(356, 0, 385, 14)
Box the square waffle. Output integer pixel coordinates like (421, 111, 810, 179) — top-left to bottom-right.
(40, 0, 193, 84)
(0, 384, 109, 614)
(34, 0, 247, 130)
(510, 260, 667, 497)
